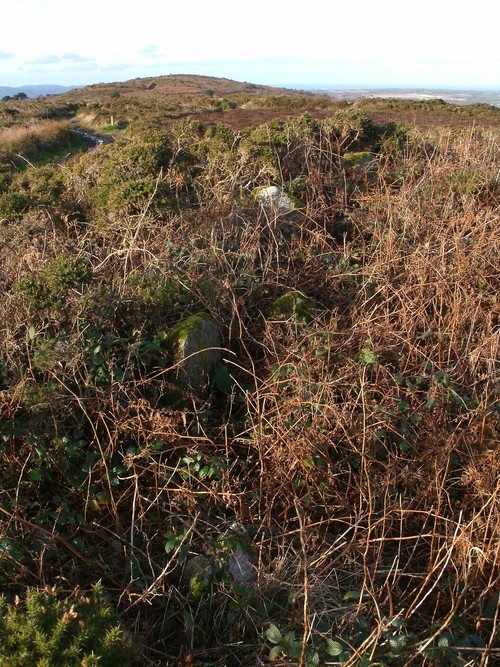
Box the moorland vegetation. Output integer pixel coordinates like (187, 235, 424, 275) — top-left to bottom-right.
(0, 75, 498, 666)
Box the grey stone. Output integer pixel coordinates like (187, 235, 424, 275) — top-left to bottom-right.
(183, 555, 216, 601)
(165, 313, 222, 391)
(216, 523, 256, 586)
(255, 185, 303, 216)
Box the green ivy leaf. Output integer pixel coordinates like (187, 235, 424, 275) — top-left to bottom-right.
(325, 638, 343, 656)
(266, 624, 283, 645)
(343, 590, 362, 601)
(437, 635, 449, 647)
(268, 645, 283, 662)
(389, 634, 407, 653)
(214, 363, 233, 394)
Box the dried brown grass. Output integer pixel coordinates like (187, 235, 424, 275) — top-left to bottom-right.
(0, 120, 498, 664)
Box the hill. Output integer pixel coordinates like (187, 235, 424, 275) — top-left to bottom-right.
(60, 73, 294, 101)
(0, 84, 78, 99)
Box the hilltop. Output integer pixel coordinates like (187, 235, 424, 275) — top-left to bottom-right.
(60, 73, 294, 101)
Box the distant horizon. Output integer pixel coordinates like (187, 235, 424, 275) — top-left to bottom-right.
(1, 75, 499, 95)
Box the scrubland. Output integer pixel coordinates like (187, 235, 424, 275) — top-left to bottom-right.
(0, 84, 498, 666)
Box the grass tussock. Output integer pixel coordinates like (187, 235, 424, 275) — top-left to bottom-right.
(0, 103, 498, 666)
(0, 120, 76, 160)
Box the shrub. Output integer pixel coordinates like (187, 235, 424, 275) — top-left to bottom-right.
(0, 120, 74, 163)
(0, 584, 134, 666)
(16, 165, 65, 206)
(0, 191, 29, 220)
(15, 255, 93, 310)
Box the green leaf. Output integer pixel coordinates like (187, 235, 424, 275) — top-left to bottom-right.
(409, 411, 422, 424)
(424, 648, 440, 660)
(468, 634, 486, 648)
(29, 469, 42, 481)
(266, 624, 283, 645)
(358, 344, 377, 366)
(268, 645, 283, 662)
(164, 539, 176, 553)
(424, 396, 436, 410)
(28, 325, 36, 340)
(355, 614, 369, 632)
(389, 634, 407, 653)
(343, 590, 362, 601)
(325, 639, 343, 656)
(399, 439, 410, 453)
(306, 650, 320, 667)
(437, 635, 449, 647)
(214, 363, 233, 394)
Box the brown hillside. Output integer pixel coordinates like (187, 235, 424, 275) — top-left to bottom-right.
(62, 73, 296, 102)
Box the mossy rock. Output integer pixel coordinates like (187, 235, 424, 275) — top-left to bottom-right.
(165, 313, 222, 391)
(183, 555, 216, 602)
(266, 291, 316, 324)
(341, 151, 377, 173)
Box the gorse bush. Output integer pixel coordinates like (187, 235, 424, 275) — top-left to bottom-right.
(0, 584, 135, 666)
(15, 255, 93, 310)
(0, 89, 498, 665)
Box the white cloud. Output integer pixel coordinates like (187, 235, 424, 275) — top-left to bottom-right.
(62, 52, 93, 63)
(27, 54, 61, 64)
(0, 0, 498, 88)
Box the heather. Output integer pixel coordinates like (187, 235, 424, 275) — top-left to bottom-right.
(0, 80, 498, 666)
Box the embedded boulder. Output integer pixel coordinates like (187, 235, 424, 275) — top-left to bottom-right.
(254, 185, 304, 216)
(166, 313, 222, 391)
(183, 555, 216, 602)
(266, 290, 316, 324)
(215, 523, 256, 586)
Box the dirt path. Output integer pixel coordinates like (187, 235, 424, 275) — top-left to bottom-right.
(70, 128, 115, 150)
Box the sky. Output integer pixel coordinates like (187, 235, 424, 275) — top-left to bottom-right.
(1, 0, 499, 90)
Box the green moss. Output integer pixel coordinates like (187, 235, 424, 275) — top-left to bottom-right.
(184, 555, 215, 602)
(341, 151, 375, 171)
(266, 291, 316, 324)
(165, 313, 222, 390)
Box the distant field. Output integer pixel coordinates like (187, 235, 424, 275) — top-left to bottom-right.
(309, 87, 500, 107)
